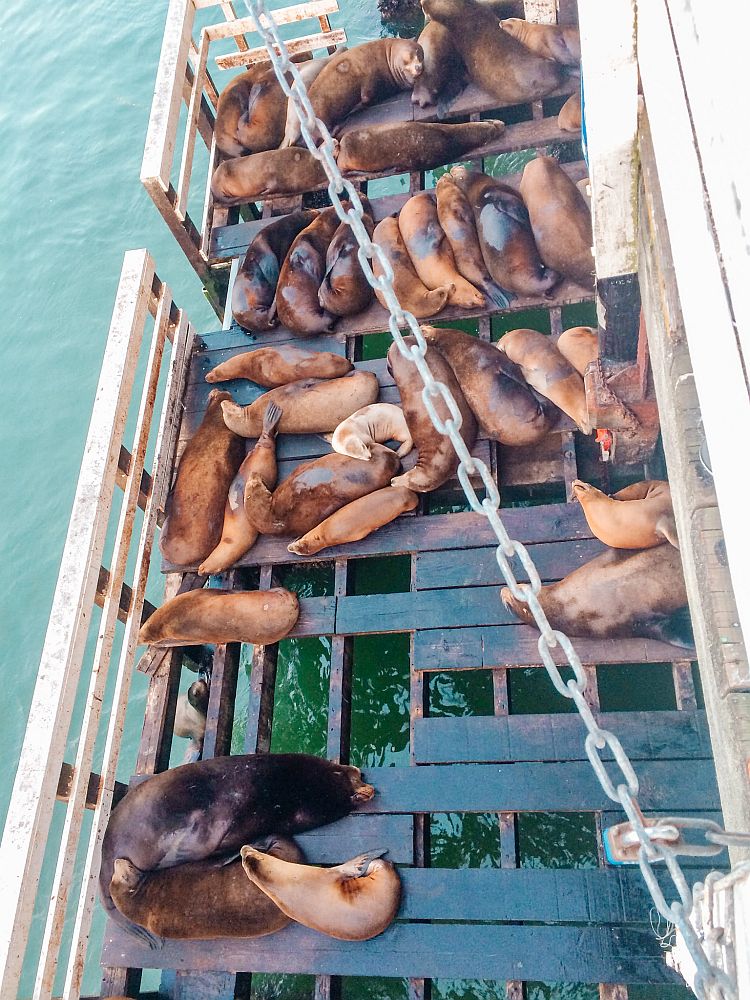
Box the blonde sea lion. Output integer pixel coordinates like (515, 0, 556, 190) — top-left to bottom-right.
(557, 326, 598, 376)
(215, 65, 288, 158)
(372, 217, 453, 319)
(288, 486, 418, 556)
(572, 480, 678, 550)
(318, 209, 376, 317)
(499, 18, 581, 66)
(398, 192, 486, 309)
(159, 390, 245, 567)
(496, 328, 592, 433)
(198, 403, 282, 575)
(137, 588, 299, 647)
(174, 678, 209, 761)
(275, 207, 344, 337)
(558, 91, 582, 132)
(329, 403, 413, 461)
(241, 846, 401, 941)
(221, 371, 379, 437)
(211, 147, 327, 206)
(411, 19, 465, 109)
(206, 344, 353, 388)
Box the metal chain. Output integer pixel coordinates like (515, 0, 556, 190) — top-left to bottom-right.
(240, 6, 748, 996)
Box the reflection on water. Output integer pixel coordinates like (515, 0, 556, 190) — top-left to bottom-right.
(431, 813, 503, 868)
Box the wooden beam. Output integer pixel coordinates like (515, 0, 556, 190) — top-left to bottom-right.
(215, 28, 346, 70)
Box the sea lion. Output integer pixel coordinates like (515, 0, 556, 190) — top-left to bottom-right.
(245, 444, 401, 536)
(215, 65, 288, 158)
(275, 207, 344, 336)
(230, 210, 319, 331)
(411, 19, 465, 109)
(221, 371, 379, 437)
(318, 209, 375, 317)
(173, 678, 209, 761)
(241, 846, 401, 941)
(519, 155, 594, 288)
(421, 0, 566, 104)
(211, 147, 327, 206)
(496, 328, 592, 433)
(499, 18, 581, 66)
(450, 166, 560, 297)
(398, 191, 486, 309)
(288, 486, 418, 556)
(372, 217, 453, 319)
(282, 49, 345, 148)
(137, 587, 299, 647)
(422, 326, 555, 445)
(387, 337, 477, 492)
(500, 543, 692, 646)
(556, 326, 598, 376)
(159, 390, 245, 567)
(558, 91, 582, 132)
(206, 344, 353, 388)
(572, 480, 678, 549)
(329, 403, 413, 461)
(198, 403, 282, 575)
(435, 173, 511, 309)
(110, 836, 304, 941)
(335, 120, 506, 177)
(99, 753, 375, 946)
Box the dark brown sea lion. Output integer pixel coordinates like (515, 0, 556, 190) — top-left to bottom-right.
(411, 19, 465, 109)
(556, 326, 598, 376)
(241, 846, 401, 941)
(422, 326, 554, 445)
(138, 587, 299, 646)
(159, 390, 245, 567)
(572, 480, 678, 550)
(206, 344, 353, 388)
(230, 210, 319, 331)
(221, 371, 379, 437)
(211, 147, 327, 206)
(335, 120, 505, 177)
(558, 91, 582, 132)
(173, 678, 209, 759)
(398, 191, 485, 309)
(519, 155, 594, 288)
(245, 444, 401, 536)
(387, 337, 477, 492)
(421, 0, 566, 104)
(318, 209, 375, 317)
(198, 403, 282, 575)
(214, 65, 288, 158)
(372, 217, 453, 319)
(501, 543, 692, 646)
(288, 486, 418, 555)
(450, 166, 561, 297)
(499, 18, 581, 66)
(99, 754, 375, 946)
(275, 207, 344, 336)
(110, 837, 304, 940)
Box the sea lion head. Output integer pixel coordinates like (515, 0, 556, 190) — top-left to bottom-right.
(393, 40, 424, 86)
(340, 763, 376, 804)
(111, 858, 146, 896)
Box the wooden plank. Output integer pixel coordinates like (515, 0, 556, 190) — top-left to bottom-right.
(244, 565, 278, 754)
(205, 1, 339, 41)
(295, 814, 413, 864)
(55, 764, 127, 812)
(175, 27, 210, 221)
(290, 595, 336, 636)
(215, 29, 347, 70)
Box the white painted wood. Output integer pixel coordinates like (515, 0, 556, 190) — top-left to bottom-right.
(522, 0, 557, 25)
(206, 0, 339, 40)
(219, 0, 250, 51)
(176, 28, 210, 222)
(215, 27, 346, 69)
(200, 132, 221, 259)
(224, 255, 242, 329)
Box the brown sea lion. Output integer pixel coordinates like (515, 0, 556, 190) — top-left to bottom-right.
(435, 173, 511, 309)
(330, 403, 413, 461)
(275, 207, 344, 336)
(572, 480, 678, 550)
(221, 371, 379, 437)
(241, 846, 401, 941)
(421, 0, 566, 104)
(198, 403, 282, 575)
(230, 210, 318, 331)
(558, 91, 582, 132)
(206, 344, 353, 388)
(159, 390, 245, 567)
(398, 191, 486, 309)
(422, 326, 554, 445)
(288, 486, 418, 556)
(335, 120, 505, 177)
(372, 217, 453, 319)
(110, 836, 304, 941)
(100, 753, 375, 946)
(496, 328, 592, 433)
(211, 147, 327, 206)
(499, 18, 581, 66)
(450, 166, 561, 297)
(387, 337, 477, 492)
(215, 65, 288, 158)
(282, 49, 345, 148)
(411, 19, 465, 109)
(318, 209, 376, 317)
(501, 543, 692, 647)
(556, 326, 598, 376)
(519, 155, 594, 288)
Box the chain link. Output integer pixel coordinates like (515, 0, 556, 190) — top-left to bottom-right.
(239, 6, 747, 996)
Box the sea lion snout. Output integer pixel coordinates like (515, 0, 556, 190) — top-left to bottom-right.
(352, 783, 376, 803)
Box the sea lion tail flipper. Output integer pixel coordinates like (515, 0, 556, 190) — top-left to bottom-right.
(182, 739, 203, 764)
(338, 849, 389, 878)
(638, 608, 695, 650)
(656, 514, 680, 549)
(482, 281, 513, 311)
(102, 892, 164, 950)
(262, 400, 283, 436)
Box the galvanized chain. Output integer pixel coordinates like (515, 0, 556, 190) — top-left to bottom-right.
(240, 5, 749, 996)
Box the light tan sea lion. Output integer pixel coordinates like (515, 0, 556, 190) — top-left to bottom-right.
(245, 444, 401, 537)
(110, 836, 304, 941)
(215, 65, 288, 158)
(211, 147, 327, 206)
(288, 486, 419, 556)
(496, 328, 592, 433)
(519, 155, 594, 288)
(556, 326, 598, 376)
(241, 846, 401, 941)
(499, 19, 581, 66)
(387, 337, 477, 492)
(501, 543, 692, 647)
(330, 403, 413, 460)
(572, 480, 678, 550)
(335, 120, 505, 177)
(318, 209, 376, 317)
(282, 49, 345, 148)
(450, 166, 561, 297)
(411, 19, 465, 109)
(159, 390, 245, 567)
(275, 207, 344, 337)
(372, 217, 453, 319)
(173, 678, 209, 752)
(198, 403, 282, 575)
(137, 588, 299, 647)
(558, 91, 582, 132)
(206, 344, 353, 388)
(221, 371, 379, 437)
(398, 191, 486, 309)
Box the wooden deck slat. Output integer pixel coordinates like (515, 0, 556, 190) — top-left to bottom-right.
(294, 814, 413, 864)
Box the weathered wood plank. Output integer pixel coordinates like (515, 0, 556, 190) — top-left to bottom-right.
(295, 813, 413, 865)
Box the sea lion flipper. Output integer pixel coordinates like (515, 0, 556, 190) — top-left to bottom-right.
(337, 848, 389, 878)
(637, 607, 695, 650)
(656, 514, 680, 549)
(482, 280, 513, 310)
